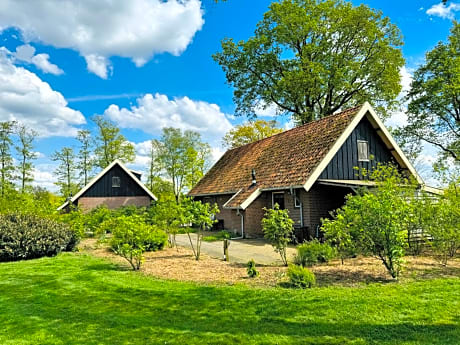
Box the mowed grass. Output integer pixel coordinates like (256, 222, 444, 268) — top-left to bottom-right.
(0, 253, 458, 345)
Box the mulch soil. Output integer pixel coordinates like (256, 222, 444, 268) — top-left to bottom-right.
(79, 238, 460, 288)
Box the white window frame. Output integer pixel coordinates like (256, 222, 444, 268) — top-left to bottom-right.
(112, 176, 121, 188)
(357, 140, 369, 162)
(272, 191, 284, 209)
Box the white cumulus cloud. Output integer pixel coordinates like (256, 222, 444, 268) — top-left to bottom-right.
(0, 52, 85, 137)
(103, 93, 233, 144)
(0, 0, 204, 78)
(426, 2, 460, 19)
(15, 44, 64, 75)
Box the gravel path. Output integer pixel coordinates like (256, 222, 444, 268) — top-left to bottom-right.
(175, 234, 296, 266)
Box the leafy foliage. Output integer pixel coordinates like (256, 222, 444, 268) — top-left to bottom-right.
(261, 204, 294, 266)
(246, 259, 259, 278)
(108, 215, 167, 270)
(183, 198, 219, 260)
(0, 121, 16, 197)
(321, 165, 416, 279)
(222, 120, 283, 149)
(15, 124, 37, 192)
(92, 115, 135, 169)
(213, 0, 404, 124)
(153, 128, 211, 203)
(52, 147, 79, 198)
(0, 213, 77, 262)
(294, 239, 336, 267)
(76, 129, 94, 185)
(421, 179, 460, 265)
(401, 21, 460, 165)
(287, 264, 316, 288)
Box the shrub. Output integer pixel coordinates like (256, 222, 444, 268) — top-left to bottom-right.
(261, 204, 294, 266)
(109, 215, 167, 270)
(203, 230, 232, 242)
(421, 179, 460, 265)
(287, 264, 315, 288)
(321, 164, 415, 279)
(0, 213, 77, 262)
(294, 239, 336, 267)
(246, 259, 259, 278)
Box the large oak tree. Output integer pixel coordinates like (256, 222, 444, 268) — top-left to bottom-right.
(402, 21, 460, 165)
(214, 0, 404, 124)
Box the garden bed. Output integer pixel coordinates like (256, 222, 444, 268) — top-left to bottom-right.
(79, 239, 460, 287)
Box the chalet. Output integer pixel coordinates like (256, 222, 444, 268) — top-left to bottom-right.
(58, 159, 156, 212)
(189, 102, 426, 240)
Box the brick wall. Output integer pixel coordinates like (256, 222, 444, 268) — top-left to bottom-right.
(302, 184, 351, 237)
(244, 192, 271, 238)
(200, 194, 242, 235)
(78, 196, 151, 211)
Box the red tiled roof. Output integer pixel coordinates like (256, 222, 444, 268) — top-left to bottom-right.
(189, 105, 362, 198)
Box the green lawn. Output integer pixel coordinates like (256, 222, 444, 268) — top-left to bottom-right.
(0, 253, 458, 345)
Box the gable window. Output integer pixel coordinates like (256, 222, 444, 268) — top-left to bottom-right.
(272, 192, 285, 209)
(357, 140, 369, 161)
(112, 176, 120, 188)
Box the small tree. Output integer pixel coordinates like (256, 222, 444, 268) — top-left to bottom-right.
(184, 199, 219, 260)
(15, 124, 38, 192)
(109, 215, 167, 270)
(321, 165, 416, 279)
(0, 121, 16, 197)
(261, 204, 294, 266)
(150, 199, 185, 247)
(322, 207, 356, 264)
(92, 115, 135, 169)
(76, 129, 94, 185)
(52, 147, 79, 199)
(422, 178, 460, 265)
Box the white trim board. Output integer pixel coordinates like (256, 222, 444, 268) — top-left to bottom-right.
(303, 102, 424, 192)
(57, 159, 157, 211)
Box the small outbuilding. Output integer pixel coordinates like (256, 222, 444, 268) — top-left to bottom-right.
(58, 159, 156, 212)
(189, 102, 427, 240)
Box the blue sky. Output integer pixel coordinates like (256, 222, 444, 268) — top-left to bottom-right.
(0, 0, 458, 189)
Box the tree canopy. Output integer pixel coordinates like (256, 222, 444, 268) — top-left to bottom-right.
(222, 119, 283, 149)
(93, 116, 135, 169)
(213, 0, 404, 125)
(153, 128, 211, 204)
(402, 21, 460, 165)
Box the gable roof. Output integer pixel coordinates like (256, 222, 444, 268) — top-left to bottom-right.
(189, 102, 423, 209)
(57, 159, 157, 211)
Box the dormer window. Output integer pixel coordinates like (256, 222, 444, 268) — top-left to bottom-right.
(112, 176, 120, 188)
(357, 140, 369, 161)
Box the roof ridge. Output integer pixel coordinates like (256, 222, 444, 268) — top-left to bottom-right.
(225, 104, 363, 153)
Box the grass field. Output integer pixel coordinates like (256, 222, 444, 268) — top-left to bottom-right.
(0, 253, 459, 345)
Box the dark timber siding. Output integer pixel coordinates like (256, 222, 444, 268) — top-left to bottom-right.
(81, 165, 148, 198)
(320, 117, 395, 180)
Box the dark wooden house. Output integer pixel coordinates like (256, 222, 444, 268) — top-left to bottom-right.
(189, 102, 426, 239)
(58, 160, 156, 212)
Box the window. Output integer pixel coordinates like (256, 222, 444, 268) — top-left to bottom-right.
(357, 140, 369, 161)
(272, 192, 285, 209)
(112, 176, 120, 188)
(294, 190, 301, 208)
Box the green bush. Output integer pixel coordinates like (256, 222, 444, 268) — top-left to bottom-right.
(246, 259, 259, 278)
(261, 204, 294, 266)
(0, 213, 78, 262)
(109, 215, 167, 270)
(287, 264, 316, 288)
(203, 230, 232, 242)
(294, 239, 336, 267)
